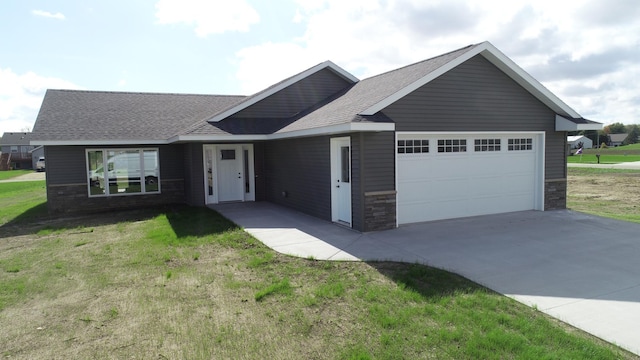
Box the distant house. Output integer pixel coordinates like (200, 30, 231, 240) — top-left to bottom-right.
(567, 135, 592, 149)
(609, 133, 628, 147)
(0, 132, 37, 170)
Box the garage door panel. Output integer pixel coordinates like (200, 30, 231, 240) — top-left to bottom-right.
(397, 133, 542, 225)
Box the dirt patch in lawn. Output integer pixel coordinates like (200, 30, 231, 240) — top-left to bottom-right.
(568, 169, 640, 222)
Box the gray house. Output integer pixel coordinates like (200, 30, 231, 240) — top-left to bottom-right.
(31, 42, 601, 232)
(609, 133, 628, 147)
(0, 132, 37, 170)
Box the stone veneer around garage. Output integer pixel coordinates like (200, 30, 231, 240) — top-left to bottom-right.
(544, 178, 567, 210)
(363, 190, 397, 232)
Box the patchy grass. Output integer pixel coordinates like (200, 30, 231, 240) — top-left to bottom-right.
(0, 201, 633, 359)
(0, 170, 33, 180)
(568, 167, 640, 223)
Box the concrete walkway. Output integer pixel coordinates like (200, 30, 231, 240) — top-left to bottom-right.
(0, 171, 46, 183)
(212, 202, 640, 356)
(568, 160, 640, 170)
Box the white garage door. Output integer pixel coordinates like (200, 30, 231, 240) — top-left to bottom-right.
(397, 133, 544, 225)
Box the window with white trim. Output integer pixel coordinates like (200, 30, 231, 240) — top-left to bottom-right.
(508, 138, 533, 151)
(474, 138, 501, 152)
(86, 148, 160, 197)
(397, 139, 429, 154)
(437, 139, 467, 153)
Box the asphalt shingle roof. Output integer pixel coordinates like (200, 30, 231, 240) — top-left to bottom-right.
(1, 132, 36, 146)
(32, 90, 245, 141)
(31, 42, 591, 143)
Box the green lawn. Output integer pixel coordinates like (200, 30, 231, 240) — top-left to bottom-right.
(567, 154, 640, 164)
(0, 170, 33, 180)
(0, 180, 634, 359)
(615, 143, 640, 150)
(0, 181, 47, 225)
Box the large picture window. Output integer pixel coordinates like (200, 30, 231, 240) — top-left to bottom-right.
(87, 148, 160, 197)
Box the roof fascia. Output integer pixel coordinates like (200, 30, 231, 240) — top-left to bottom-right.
(268, 122, 395, 140)
(168, 134, 269, 142)
(30, 139, 168, 146)
(171, 122, 395, 143)
(555, 115, 603, 131)
(207, 61, 359, 123)
(360, 42, 582, 119)
(30, 123, 395, 146)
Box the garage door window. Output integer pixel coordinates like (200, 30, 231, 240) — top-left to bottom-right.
(398, 140, 429, 154)
(474, 139, 501, 152)
(508, 138, 533, 151)
(437, 139, 466, 153)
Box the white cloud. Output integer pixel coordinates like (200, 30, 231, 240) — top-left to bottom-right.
(0, 68, 82, 133)
(32, 10, 66, 20)
(235, 42, 322, 94)
(155, 0, 260, 37)
(233, 0, 640, 124)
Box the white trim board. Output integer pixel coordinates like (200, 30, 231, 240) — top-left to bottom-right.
(556, 115, 603, 131)
(32, 123, 395, 146)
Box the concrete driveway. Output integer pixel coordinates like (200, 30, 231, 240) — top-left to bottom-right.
(213, 202, 640, 356)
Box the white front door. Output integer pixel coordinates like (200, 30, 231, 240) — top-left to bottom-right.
(203, 144, 255, 204)
(331, 137, 352, 226)
(216, 145, 244, 202)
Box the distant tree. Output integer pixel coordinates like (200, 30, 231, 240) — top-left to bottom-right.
(597, 130, 610, 146)
(604, 122, 627, 134)
(623, 125, 639, 145)
(581, 130, 600, 146)
(19, 126, 31, 132)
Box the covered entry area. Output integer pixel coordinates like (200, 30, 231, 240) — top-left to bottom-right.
(396, 132, 545, 224)
(203, 144, 255, 204)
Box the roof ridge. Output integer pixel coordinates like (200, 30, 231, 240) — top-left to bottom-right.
(361, 43, 479, 81)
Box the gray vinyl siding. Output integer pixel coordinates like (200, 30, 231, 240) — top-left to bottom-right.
(253, 142, 266, 201)
(383, 55, 563, 180)
(350, 134, 362, 231)
(183, 143, 204, 206)
(351, 132, 395, 232)
(45, 146, 87, 184)
(264, 136, 331, 221)
(361, 132, 395, 192)
(545, 131, 567, 179)
(45, 144, 186, 185)
(234, 69, 352, 119)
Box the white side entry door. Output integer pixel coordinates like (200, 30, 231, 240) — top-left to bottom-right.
(331, 137, 352, 226)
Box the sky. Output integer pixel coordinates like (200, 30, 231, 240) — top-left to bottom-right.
(1, 0, 639, 134)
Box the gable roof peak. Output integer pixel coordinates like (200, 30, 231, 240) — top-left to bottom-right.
(207, 60, 358, 123)
(359, 40, 582, 119)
